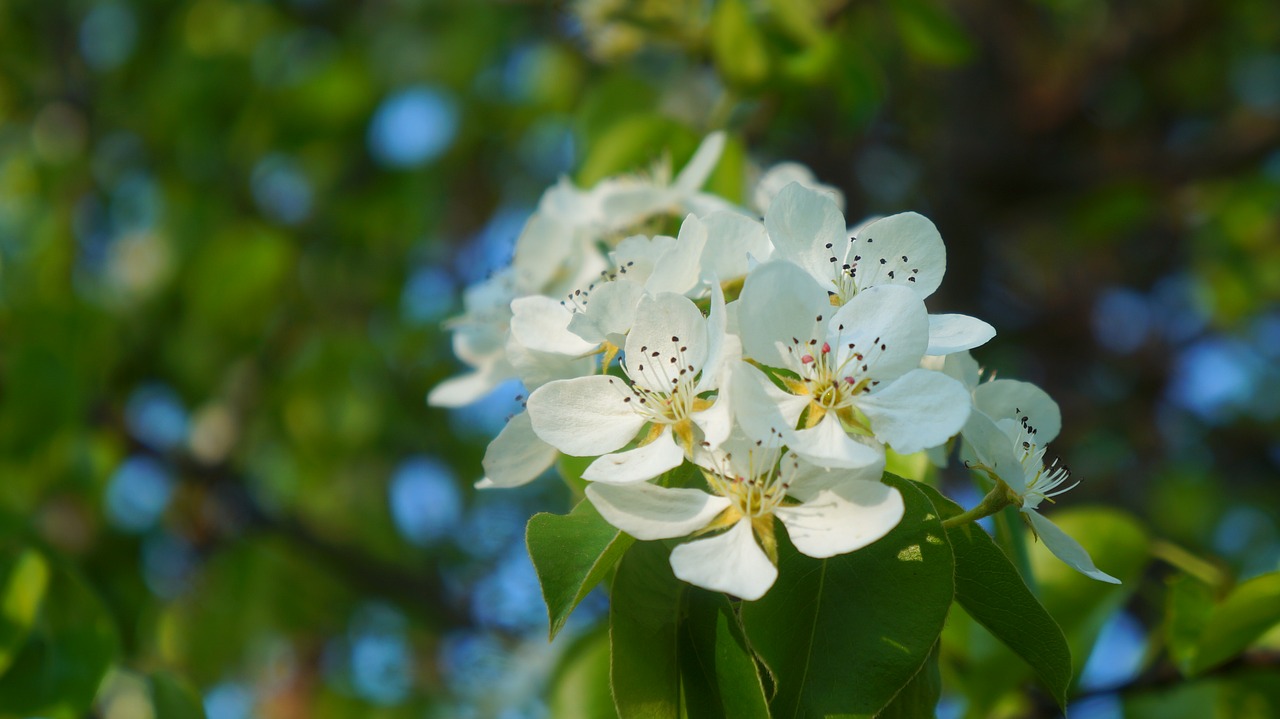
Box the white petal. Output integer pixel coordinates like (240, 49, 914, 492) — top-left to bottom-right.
(511, 212, 574, 291)
(852, 212, 946, 299)
(974, 380, 1062, 445)
(764, 183, 847, 290)
(1025, 510, 1121, 584)
(481, 412, 558, 488)
(692, 395, 734, 449)
(568, 279, 643, 346)
(670, 518, 777, 600)
(646, 214, 707, 296)
(586, 482, 731, 540)
(427, 367, 505, 408)
(624, 293, 709, 393)
(701, 211, 772, 280)
(753, 162, 844, 214)
(582, 431, 686, 484)
(526, 375, 647, 456)
(694, 278, 729, 394)
(776, 483, 904, 558)
(788, 413, 884, 469)
(732, 362, 809, 440)
(611, 234, 672, 284)
(506, 334, 594, 391)
(926, 314, 996, 356)
(784, 458, 885, 502)
(510, 296, 597, 356)
(828, 285, 930, 382)
(959, 410, 1025, 492)
(673, 131, 726, 194)
(858, 369, 971, 454)
(934, 351, 981, 390)
(737, 261, 831, 369)
(603, 186, 669, 229)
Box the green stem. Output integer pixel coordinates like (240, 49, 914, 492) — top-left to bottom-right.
(1151, 539, 1226, 587)
(941, 482, 1014, 529)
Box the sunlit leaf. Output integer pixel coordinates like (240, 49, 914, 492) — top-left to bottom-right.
(1189, 571, 1280, 675)
(0, 548, 51, 676)
(528, 499, 635, 640)
(549, 628, 619, 719)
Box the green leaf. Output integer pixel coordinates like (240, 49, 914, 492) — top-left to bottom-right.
(549, 628, 620, 719)
(150, 670, 207, 719)
(876, 642, 941, 719)
(528, 499, 635, 640)
(681, 591, 771, 719)
(889, 0, 976, 66)
(711, 0, 770, 88)
(0, 565, 120, 719)
(1165, 574, 1215, 674)
(576, 115, 690, 187)
(1189, 571, 1280, 675)
(741, 475, 954, 718)
(0, 548, 51, 676)
(918, 484, 1072, 709)
(610, 541, 683, 719)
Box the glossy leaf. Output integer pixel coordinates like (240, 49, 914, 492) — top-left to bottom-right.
(741, 475, 954, 717)
(0, 566, 120, 718)
(920, 484, 1072, 709)
(528, 499, 635, 640)
(611, 541, 683, 719)
(681, 590, 771, 719)
(0, 548, 51, 676)
(1189, 571, 1280, 675)
(876, 642, 941, 719)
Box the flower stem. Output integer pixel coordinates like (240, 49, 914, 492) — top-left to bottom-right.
(941, 482, 1015, 529)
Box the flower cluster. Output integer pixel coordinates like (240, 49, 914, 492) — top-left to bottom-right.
(432, 134, 1113, 599)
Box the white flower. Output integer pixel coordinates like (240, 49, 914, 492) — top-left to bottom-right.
(526, 291, 732, 484)
(752, 161, 845, 214)
(585, 430, 902, 600)
(961, 385, 1119, 584)
(764, 183, 994, 356)
(600, 132, 740, 230)
(426, 271, 520, 408)
(733, 260, 971, 467)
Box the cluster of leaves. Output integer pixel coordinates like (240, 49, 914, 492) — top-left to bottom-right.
(532, 460, 1280, 717)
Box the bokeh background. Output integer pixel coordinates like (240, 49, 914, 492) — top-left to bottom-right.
(0, 0, 1277, 717)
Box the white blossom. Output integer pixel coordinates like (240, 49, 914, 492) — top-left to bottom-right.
(526, 291, 731, 484)
(961, 386, 1119, 584)
(732, 260, 970, 466)
(586, 429, 901, 600)
(764, 183, 994, 356)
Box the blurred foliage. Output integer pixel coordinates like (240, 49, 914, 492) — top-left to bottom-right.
(0, 0, 1277, 716)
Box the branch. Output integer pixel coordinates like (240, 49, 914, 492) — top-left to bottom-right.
(176, 456, 472, 631)
(1027, 650, 1280, 717)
